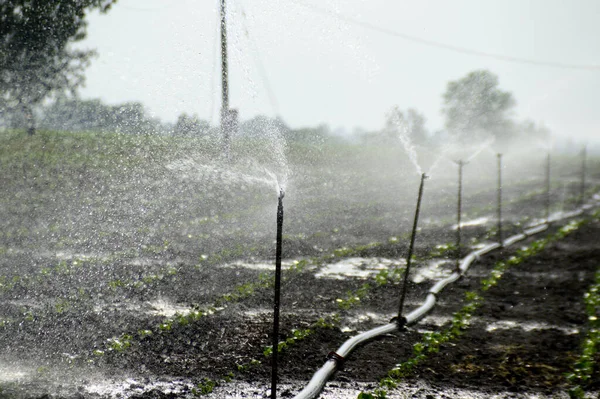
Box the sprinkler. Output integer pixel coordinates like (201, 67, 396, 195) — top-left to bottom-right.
(580, 145, 587, 206)
(545, 153, 551, 222)
(496, 153, 503, 247)
(454, 160, 467, 272)
(398, 173, 428, 322)
(271, 188, 284, 399)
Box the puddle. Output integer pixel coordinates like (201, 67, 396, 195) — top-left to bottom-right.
(147, 298, 195, 317)
(85, 377, 194, 398)
(419, 314, 453, 327)
(92, 298, 199, 318)
(315, 258, 404, 280)
(486, 320, 580, 335)
(451, 216, 490, 230)
(411, 259, 452, 283)
(341, 311, 396, 331)
(220, 259, 298, 271)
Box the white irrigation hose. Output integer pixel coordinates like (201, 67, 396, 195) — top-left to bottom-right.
(292, 203, 597, 399)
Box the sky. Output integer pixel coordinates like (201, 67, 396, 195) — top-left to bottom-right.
(76, 0, 600, 143)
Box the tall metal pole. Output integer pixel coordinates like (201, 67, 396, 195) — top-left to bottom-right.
(456, 160, 464, 272)
(271, 189, 284, 399)
(497, 153, 503, 247)
(220, 0, 231, 158)
(580, 145, 587, 206)
(398, 173, 427, 321)
(545, 153, 551, 222)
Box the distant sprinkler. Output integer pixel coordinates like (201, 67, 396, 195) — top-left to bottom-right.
(397, 173, 428, 323)
(496, 154, 503, 247)
(545, 153, 551, 223)
(453, 160, 468, 271)
(580, 145, 587, 207)
(271, 187, 284, 399)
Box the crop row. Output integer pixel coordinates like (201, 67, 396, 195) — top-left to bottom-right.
(358, 215, 596, 399)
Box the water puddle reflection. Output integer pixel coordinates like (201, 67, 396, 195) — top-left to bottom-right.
(315, 257, 404, 280)
(486, 320, 579, 335)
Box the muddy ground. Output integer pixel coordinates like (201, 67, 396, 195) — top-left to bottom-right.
(1, 132, 600, 399)
(1, 206, 598, 399)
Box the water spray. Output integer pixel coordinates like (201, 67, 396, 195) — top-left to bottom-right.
(454, 160, 466, 271)
(271, 188, 284, 399)
(496, 153, 503, 247)
(398, 173, 427, 322)
(580, 145, 587, 206)
(220, 0, 232, 160)
(545, 153, 551, 222)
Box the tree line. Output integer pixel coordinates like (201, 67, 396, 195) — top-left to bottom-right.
(0, 1, 550, 148)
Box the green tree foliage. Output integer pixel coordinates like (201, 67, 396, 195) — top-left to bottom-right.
(39, 98, 162, 134)
(442, 70, 515, 144)
(0, 0, 117, 134)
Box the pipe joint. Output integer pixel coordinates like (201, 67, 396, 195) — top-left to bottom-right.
(390, 316, 408, 329)
(326, 351, 345, 365)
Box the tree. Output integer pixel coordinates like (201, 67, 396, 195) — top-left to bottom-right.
(383, 106, 429, 146)
(174, 113, 210, 136)
(0, 0, 117, 135)
(517, 120, 551, 146)
(442, 70, 515, 143)
(39, 98, 163, 134)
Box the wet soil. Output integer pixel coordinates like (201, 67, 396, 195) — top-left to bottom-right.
(3, 215, 597, 399)
(2, 133, 600, 399)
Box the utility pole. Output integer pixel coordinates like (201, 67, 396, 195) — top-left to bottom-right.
(220, 0, 232, 159)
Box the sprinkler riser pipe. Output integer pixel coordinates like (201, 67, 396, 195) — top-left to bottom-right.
(497, 154, 503, 246)
(545, 153, 551, 222)
(398, 173, 427, 319)
(580, 146, 587, 206)
(456, 161, 464, 271)
(271, 191, 284, 399)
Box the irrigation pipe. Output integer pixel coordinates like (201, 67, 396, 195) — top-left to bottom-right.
(292, 200, 599, 399)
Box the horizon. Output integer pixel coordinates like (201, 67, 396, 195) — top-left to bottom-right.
(74, 0, 600, 144)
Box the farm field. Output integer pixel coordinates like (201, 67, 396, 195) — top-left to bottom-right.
(0, 129, 599, 399)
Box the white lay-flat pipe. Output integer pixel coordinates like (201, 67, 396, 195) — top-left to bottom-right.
(524, 224, 548, 236)
(292, 201, 596, 399)
(503, 233, 526, 247)
(429, 272, 460, 295)
(405, 293, 436, 323)
(337, 323, 398, 356)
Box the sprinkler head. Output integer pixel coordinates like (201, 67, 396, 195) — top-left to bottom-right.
(279, 188, 285, 199)
(422, 173, 430, 180)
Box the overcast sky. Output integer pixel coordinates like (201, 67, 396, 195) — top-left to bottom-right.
(77, 0, 600, 142)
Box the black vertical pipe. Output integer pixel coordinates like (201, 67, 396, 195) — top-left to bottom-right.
(220, 0, 229, 112)
(271, 189, 284, 399)
(497, 153, 503, 247)
(545, 153, 551, 222)
(456, 161, 464, 272)
(220, 0, 231, 158)
(580, 146, 587, 206)
(398, 173, 427, 320)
